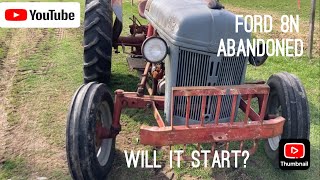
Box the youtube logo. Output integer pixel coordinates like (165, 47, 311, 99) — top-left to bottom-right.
(5, 9, 27, 21)
(284, 143, 305, 159)
(279, 139, 310, 170)
(0, 2, 80, 28)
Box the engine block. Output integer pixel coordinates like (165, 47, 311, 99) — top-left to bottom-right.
(144, 0, 250, 124)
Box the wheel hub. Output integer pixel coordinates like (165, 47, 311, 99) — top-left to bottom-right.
(267, 92, 282, 150)
(95, 102, 113, 166)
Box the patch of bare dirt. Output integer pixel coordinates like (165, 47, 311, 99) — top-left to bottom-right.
(55, 28, 66, 41)
(0, 30, 14, 164)
(0, 29, 68, 179)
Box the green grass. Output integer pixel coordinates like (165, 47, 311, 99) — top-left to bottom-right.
(243, 57, 320, 180)
(1, 1, 85, 179)
(0, 157, 29, 179)
(2, 28, 83, 179)
(0, 29, 11, 60)
(0, 0, 319, 179)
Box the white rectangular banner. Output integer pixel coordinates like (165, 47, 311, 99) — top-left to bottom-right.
(0, 2, 80, 28)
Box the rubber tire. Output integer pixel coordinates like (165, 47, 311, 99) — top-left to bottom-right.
(264, 72, 310, 168)
(66, 82, 115, 179)
(83, 0, 113, 84)
(112, 17, 123, 48)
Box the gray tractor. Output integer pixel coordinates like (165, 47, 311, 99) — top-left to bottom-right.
(66, 0, 310, 179)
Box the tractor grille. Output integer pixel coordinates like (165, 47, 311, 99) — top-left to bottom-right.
(173, 48, 247, 123)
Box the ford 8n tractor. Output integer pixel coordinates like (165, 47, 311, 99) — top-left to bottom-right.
(66, 0, 310, 179)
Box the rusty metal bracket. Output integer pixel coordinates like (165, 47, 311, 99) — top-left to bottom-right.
(140, 117, 285, 146)
(138, 84, 285, 158)
(100, 83, 285, 160)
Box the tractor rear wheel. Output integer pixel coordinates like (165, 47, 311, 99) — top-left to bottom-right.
(264, 72, 310, 168)
(83, 0, 113, 84)
(66, 82, 115, 179)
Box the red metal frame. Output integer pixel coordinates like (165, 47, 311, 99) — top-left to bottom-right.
(96, 24, 286, 160)
(97, 84, 285, 158)
(114, 16, 150, 55)
(140, 84, 285, 146)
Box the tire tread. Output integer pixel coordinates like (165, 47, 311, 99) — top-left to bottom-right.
(83, 0, 113, 84)
(264, 72, 310, 168)
(66, 82, 115, 179)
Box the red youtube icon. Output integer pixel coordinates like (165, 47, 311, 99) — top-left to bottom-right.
(284, 143, 305, 159)
(5, 9, 27, 21)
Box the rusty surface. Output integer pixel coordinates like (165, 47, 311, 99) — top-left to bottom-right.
(117, 34, 146, 47)
(172, 84, 270, 96)
(145, 81, 153, 96)
(99, 82, 284, 159)
(95, 121, 104, 147)
(151, 63, 164, 80)
(230, 95, 238, 124)
(140, 117, 285, 146)
(147, 24, 154, 37)
(151, 101, 165, 128)
(258, 94, 269, 122)
(239, 98, 261, 121)
(136, 24, 155, 96)
(243, 94, 252, 124)
(185, 96, 191, 127)
(214, 95, 222, 125)
(200, 96, 206, 126)
(98, 89, 165, 139)
(114, 15, 148, 55)
(96, 125, 110, 139)
(139, 84, 283, 153)
(137, 62, 151, 96)
(96, 125, 122, 139)
(138, 0, 147, 19)
(129, 16, 148, 35)
(112, 90, 123, 131)
(150, 63, 164, 95)
(115, 90, 164, 109)
(93, 90, 124, 139)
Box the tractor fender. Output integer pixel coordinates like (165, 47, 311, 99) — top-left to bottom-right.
(112, 0, 122, 22)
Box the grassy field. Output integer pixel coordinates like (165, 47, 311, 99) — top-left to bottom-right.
(0, 0, 319, 179)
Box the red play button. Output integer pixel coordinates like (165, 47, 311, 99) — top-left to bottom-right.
(284, 143, 305, 159)
(5, 9, 27, 21)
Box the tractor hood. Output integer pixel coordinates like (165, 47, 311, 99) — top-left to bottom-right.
(144, 0, 250, 52)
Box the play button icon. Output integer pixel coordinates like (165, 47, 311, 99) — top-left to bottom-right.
(5, 9, 27, 21)
(279, 139, 310, 170)
(14, 12, 20, 18)
(291, 146, 299, 154)
(284, 143, 305, 159)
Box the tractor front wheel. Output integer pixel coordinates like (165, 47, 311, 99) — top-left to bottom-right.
(66, 82, 115, 179)
(264, 72, 310, 168)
